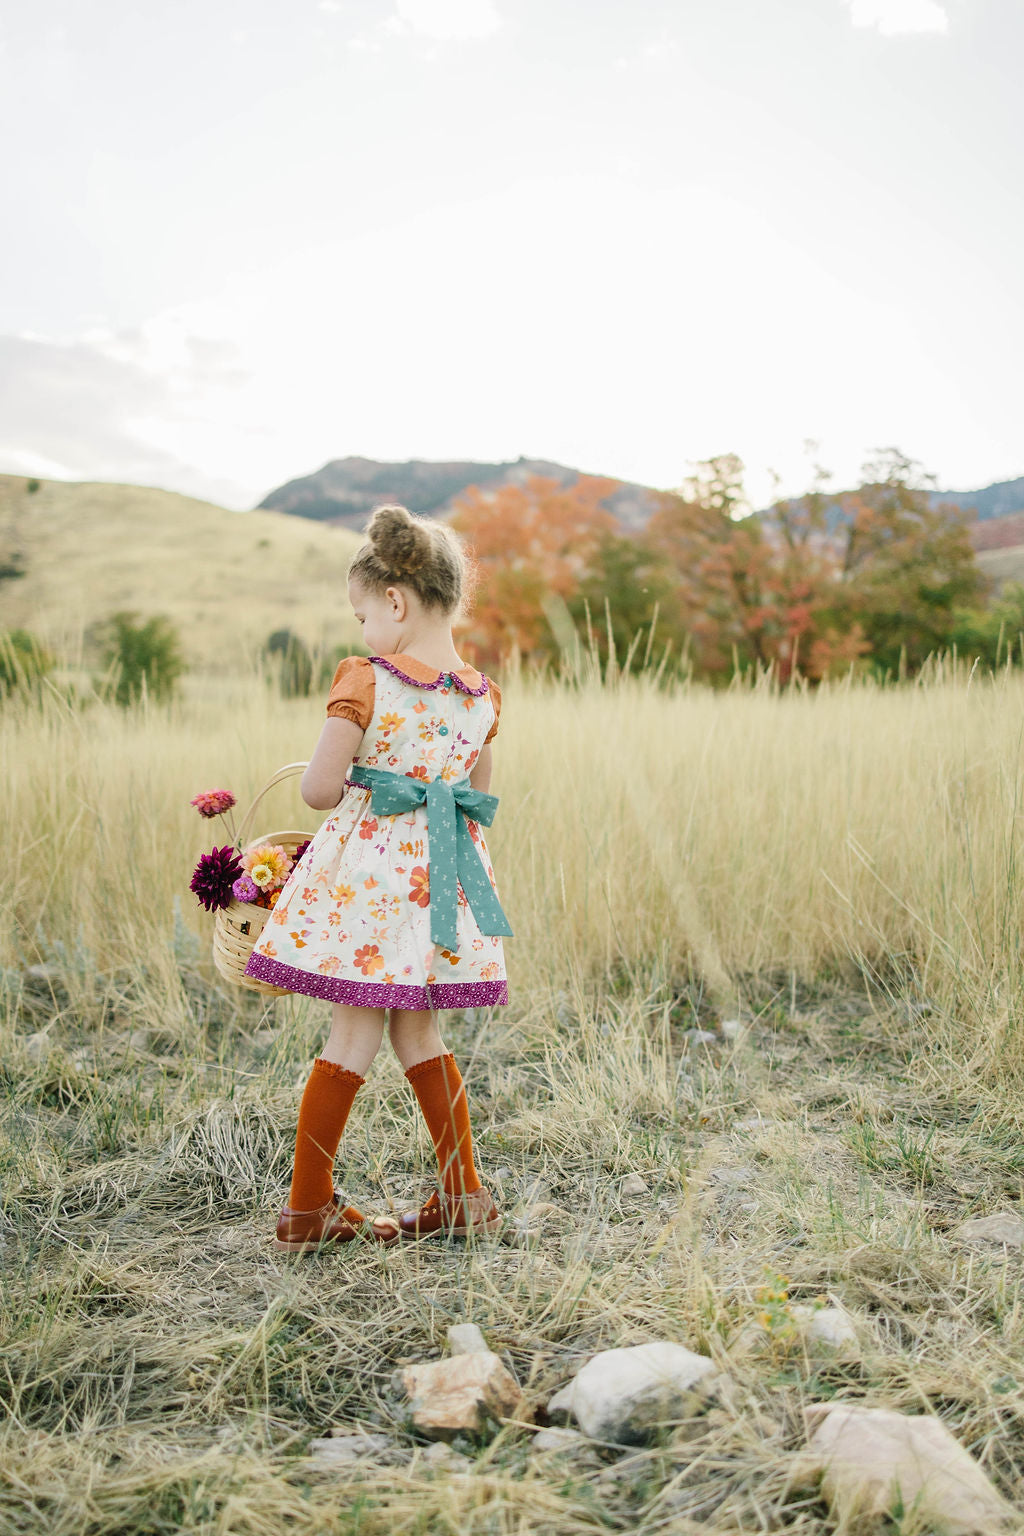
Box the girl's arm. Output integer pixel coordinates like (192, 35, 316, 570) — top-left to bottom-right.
(468, 743, 493, 796)
(301, 718, 365, 809)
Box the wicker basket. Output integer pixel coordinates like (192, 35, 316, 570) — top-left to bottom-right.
(212, 760, 313, 997)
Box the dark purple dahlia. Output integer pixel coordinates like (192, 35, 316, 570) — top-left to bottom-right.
(190, 844, 244, 912)
(294, 838, 312, 864)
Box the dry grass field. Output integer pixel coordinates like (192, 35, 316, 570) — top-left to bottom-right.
(2, 653, 1024, 1534)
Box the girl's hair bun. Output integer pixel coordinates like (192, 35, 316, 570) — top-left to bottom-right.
(367, 504, 432, 579)
(348, 501, 474, 619)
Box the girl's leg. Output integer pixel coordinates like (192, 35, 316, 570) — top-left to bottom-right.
(389, 1007, 483, 1200)
(288, 1004, 385, 1213)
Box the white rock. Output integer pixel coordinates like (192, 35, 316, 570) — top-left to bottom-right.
(395, 1350, 525, 1442)
(129, 1029, 152, 1053)
(954, 1212, 1024, 1248)
(799, 1403, 1016, 1534)
(619, 1173, 649, 1197)
(309, 1431, 394, 1463)
(447, 1323, 490, 1355)
(790, 1301, 860, 1359)
(529, 1426, 591, 1454)
(719, 1018, 745, 1039)
(546, 1342, 721, 1445)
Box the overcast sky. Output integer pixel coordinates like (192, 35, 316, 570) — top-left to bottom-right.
(1, 0, 1020, 512)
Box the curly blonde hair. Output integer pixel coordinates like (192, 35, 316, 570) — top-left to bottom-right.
(348, 504, 474, 620)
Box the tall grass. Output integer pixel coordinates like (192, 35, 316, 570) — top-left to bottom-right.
(4, 644, 1020, 1080)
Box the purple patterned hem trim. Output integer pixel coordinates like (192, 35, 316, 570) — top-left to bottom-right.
(243, 950, 509, 1011)
(369, 655, 490, 696)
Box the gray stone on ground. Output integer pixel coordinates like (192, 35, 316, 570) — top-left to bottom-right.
(420, 1440, 472, 1470)
(393, 1350, 526, 1442)
(309, 1430, 395, 1463)
(683, 1028, 718, 1048)
(546, 1342, 723, 1445)
(797, 1403, 1016, 1534)
(619, 1173, 649, 1197)
(954, 1211, 1024, 1248)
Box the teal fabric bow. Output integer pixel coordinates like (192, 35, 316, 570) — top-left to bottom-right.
(346, 764, 513, 953)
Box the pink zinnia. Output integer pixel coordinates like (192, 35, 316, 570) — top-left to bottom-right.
(191, 789, 237, 818)
(232, 874, 260, 903)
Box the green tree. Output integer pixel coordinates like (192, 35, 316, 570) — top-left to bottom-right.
(94, 611, 186, 707)
(565, 530, 683, 671)
(834, 449, 987, 676)
(265, 627, 314, 697)
(0, 627, 55, 698)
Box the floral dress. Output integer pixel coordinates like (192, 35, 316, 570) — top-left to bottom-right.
(243, 652, 510, 1010)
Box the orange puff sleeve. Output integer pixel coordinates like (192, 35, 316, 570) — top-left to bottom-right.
(483, 678, 501, 744)
(325, 655, 375, 730)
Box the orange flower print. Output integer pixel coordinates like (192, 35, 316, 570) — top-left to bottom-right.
(353, 944, 385, 976)
(440, 762, 461, 782)
(363, 875, 379, 890)
(302, 887, 318, 903)
(466, 818, 481, 844)
(289, 929, 311, 948)
(379, 712, 405, 734)
(409, 866, 430, 907)
(331, 883, 355, 906)
(465, 749, 479, 772)
(481, 961, 500, 981)
(387, 755, 400, 767)
(327, 910, 342, 926)
(426, 972, 437, 984)
(382, 972, 396, 984)
(406, 765, 430, 781)
(439, 948, 461, 966)
(317, 956, 341, 975)
(472, 937, 484, 951)
(418, 721, 434, 740)
(271, 907, 289, 925)
(257, 938, 278, 958)
(413, 700, 428, 713)
(358, 817, 379, 840)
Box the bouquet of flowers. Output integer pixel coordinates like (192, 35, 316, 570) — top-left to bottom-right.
(188, 788, 312, 913)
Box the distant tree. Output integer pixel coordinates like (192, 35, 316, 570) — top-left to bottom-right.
(950, 582, 1024, 669)
(833, 449, 988, 676)
(265, 627, 313, 697)
(565, 529, 683, 671)
(26, 479, 40, 494)
(450, 474, 620, 664)
(94, 611, 186, 707)
(0, 627, 55, 698)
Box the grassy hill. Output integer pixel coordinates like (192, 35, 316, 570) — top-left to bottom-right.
(977, 542, 1024, 590)
(0, 475, 363, 671)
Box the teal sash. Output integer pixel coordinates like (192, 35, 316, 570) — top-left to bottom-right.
(346, 764, 513, 953)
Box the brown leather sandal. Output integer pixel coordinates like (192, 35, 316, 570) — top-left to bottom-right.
(275, 1191, 401, 1251)
(397, 1184, 502, 1240)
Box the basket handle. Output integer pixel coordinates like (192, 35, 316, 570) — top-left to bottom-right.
(236, 761, 310, 850)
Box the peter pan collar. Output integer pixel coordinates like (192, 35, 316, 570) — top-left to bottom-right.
(369, 652, 490, 696)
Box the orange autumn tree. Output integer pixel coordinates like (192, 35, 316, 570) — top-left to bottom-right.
(449, 474, 620, 665)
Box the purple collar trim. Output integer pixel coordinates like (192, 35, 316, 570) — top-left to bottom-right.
(368, 654, 490, 696)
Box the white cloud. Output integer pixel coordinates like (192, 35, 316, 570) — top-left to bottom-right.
(396, 0, 500, 40)
(845, 0, 949, 36)
(346, 0, 500, 49)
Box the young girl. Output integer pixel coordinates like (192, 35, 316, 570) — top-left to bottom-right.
(244, 503, 512, 1252)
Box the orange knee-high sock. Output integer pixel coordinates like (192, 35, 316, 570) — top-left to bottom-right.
(405, 1051, 483, 1200)
(288, 1058, 365, 1212)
